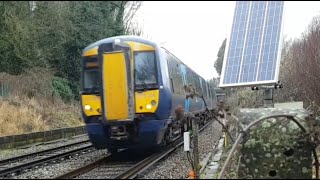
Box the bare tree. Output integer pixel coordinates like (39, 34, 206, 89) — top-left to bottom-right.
(274, 15, 320, 115)
(123, 1, 143, 35)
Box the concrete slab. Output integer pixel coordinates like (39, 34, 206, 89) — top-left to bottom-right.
(201, 135, 225, 179)
(274, 101, 303, 109)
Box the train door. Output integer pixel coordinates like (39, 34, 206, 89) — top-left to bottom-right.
(98, 41, 135, 122)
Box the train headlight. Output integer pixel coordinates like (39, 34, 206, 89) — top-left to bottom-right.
(84, 105, 91, 110)
(146, 104, 152, 110)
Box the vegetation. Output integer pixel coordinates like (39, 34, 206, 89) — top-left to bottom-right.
(0, 1, 142, 98)
(208, 39, 227, 88)
(214, 38, 226, 77)
(274, 15, 320, 115)
(0, 1, 142, 136)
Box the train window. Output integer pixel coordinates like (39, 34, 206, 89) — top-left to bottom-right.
(175, 62, 183, 94)
(166, 53, 185, 95)
(187, 70, 194, 87)
(212, 89, 217, 101)
(201, 79, 207, 99)
(84, 69, 100, 90)
(135, 51, 157, 90)
(82, 56, 100, 92)
(194, 76, 198, 92)
(167, 53, 178, 94)
(197, 78, 201, 94)
(206, 84, 209, 98)
(193, 74, 201, 94)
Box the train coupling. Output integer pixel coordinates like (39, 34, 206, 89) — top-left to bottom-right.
(110, 125, 129, 140)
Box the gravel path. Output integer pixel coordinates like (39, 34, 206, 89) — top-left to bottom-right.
(0, 134, 89, 161)
(138, 120, 222, 179)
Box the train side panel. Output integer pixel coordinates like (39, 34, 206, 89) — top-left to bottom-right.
(163, 48, 216, 115)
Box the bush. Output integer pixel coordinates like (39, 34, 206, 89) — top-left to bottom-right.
(52, 76, 74, 103)
(226, 88, 263, 111)
(68, 81, 80, 101)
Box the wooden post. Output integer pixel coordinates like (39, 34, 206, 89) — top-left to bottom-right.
(192, 117, 200, 179)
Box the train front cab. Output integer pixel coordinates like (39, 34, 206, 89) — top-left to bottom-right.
(80, 38, 170, 150)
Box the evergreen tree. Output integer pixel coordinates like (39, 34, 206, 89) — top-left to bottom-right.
(214, 38, 226, 76)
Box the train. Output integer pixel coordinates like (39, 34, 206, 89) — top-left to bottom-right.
(80, 36, 218, 152)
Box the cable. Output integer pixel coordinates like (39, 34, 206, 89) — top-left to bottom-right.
(230, 106, 245, 131)
(211, 115, 235, 143)
(187, 151, 195, 170)
(218, 130, 243, 179)
(195, 93, 235, 143)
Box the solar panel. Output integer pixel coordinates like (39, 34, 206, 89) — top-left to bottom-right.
(219, 1, 285, 88)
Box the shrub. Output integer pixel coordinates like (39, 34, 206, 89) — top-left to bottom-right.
(52, 76, 74, 103)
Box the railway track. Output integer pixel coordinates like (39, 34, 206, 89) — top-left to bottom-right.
(55, 119, 213, 179)
(0, 140, 94, 178)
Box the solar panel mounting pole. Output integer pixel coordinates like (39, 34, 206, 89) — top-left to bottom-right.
(252, 83, 283, 108)
(263, 88, 274, 108)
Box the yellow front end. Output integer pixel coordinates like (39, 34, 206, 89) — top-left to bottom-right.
(81, 39, 160, 121)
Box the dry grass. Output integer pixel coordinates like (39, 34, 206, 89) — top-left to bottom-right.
(0, 99, 48, 136)
(0, 68, 83, 137)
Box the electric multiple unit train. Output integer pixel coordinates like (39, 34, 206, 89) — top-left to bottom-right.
(80, 36, 217, 152)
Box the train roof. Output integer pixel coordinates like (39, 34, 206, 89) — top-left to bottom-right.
(83, 35, 215, 90)
(83, 35, 157, 54)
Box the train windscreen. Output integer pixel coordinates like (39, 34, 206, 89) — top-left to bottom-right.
(84, 69, 99, 90)
(134, 51, 158, 90)
(82, 57, 100, 93)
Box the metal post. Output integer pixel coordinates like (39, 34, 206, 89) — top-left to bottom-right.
(263, 88, 274, 108)
(192, 118, 200, 179)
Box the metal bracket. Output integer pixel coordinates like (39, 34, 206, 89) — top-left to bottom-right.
(250, 81, 284, 108)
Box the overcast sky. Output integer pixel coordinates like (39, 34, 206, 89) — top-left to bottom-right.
(133, 1, 320, 80)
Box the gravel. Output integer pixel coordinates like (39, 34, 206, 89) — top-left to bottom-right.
(9, 149, 109, 179)
(0, 134, 89, 161)
(137, 120, 222, 179)
(0, 143, 92, 169)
